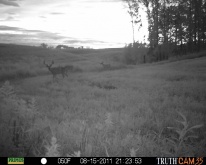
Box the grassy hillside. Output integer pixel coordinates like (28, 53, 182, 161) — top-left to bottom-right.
(0, 44, 205, 157)
(0, 44, 126, 82)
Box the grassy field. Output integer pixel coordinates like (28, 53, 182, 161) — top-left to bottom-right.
(0, 44, 205, 157)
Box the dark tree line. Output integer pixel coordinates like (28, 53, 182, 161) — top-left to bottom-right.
(124, 0, 206, 61)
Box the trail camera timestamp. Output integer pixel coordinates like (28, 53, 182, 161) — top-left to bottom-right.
(115, 158, 142, 164)
(80, 157, 142, 164)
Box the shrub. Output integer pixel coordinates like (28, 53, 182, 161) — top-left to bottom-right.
(124, 42, 148, 65)
(147, 43, 175, 62)
(0, 81, 41, 156)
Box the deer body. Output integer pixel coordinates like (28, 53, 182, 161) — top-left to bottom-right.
(100, 62, 111, 69)
(61, 65, 74, 77)
(44, 60, 72, 80)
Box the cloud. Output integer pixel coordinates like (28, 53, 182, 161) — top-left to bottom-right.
(0, 15, 19, 21)
(0, 0, 20, 7)
(0, 25, 66, 38)
(50, 12, 64, 15)
(6, 16, 13, 20)
(63, 39, 119, 48)
(0, 25, 36, 32)
(5, 16, 18, 21)
(36, 31, 66, 40)
(0, 25, 21, 30)
(8, 12, 16, 15)
(64, 39, 107, 44)
(0, 25, 123, 48)
(82, 0, 121, 3)
(39, 16, 47, 19)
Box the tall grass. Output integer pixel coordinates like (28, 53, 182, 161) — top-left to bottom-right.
(0, 44, 205, 157)
(0, 77, 205, 156)
(123, 42, 148, 65)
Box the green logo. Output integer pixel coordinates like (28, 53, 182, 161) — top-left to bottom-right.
(8, 158, 24, 164)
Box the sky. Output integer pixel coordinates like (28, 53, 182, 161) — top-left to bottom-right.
(0, 0, 148, 49)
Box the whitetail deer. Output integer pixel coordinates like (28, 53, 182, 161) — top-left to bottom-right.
(44, 60, 66, 80)
(61, 65, 74, 77)
(99, 62, 111, 69)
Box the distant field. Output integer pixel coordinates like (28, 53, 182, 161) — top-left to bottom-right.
(0, 44, 205, 156)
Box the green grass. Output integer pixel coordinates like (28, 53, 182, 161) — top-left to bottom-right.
(0, 44, 205, 157)
(169, 50, 206, 62)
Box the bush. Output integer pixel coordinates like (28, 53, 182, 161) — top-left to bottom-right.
(147, 43, 175, 62)
(0, 81, 43, 156)
(124, 42, 148, 65)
